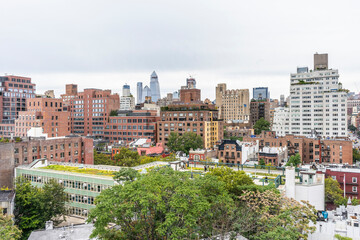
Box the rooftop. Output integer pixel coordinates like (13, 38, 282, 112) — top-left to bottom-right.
(0, 190, 15, 202)
(28, 224, 94, 240)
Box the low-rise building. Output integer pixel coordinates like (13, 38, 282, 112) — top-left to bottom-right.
(217, 139, 258, 164)
(284, 167, 325, 211)
(243, 131, 352, 165)
(15, 160, 115, 218)
(0, 132, 94, 188)
(188, 148, 216, 161)
(258, 146, 288, 166)
(0, 190, 15, 216)
(323, 167, 360, 200)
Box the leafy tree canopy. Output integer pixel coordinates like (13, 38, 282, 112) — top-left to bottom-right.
(207, 167, 254, 196)
(0, 209, 22, 240)
(113, 168, 140, 183)
(113, 148, 140, 167)
(253, 117, 270, 135)
(14, 177, 67, 239)
(325, 177, 345, 206)
(349, 124, 357, 132)
(88, 167, 234, 239)
(286, 153, 301, 167)
(167, 132, 203, 154)
(353, 148, 360, 163)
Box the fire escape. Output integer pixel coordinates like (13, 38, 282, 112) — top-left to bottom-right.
(320, 140, 331, 163)
(287, 140, 298, 156)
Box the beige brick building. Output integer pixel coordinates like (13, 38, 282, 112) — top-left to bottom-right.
(215, 83, 250, 122)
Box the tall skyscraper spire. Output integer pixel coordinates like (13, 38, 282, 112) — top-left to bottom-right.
(150, 71, 161, 102)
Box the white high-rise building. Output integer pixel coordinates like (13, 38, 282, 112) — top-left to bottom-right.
(122, 84, 130, 97)
(150, 71, 161, 102)
(288, 53, 347, 138)
(120, 84, 135, 110)
(272, 107, 290, 136)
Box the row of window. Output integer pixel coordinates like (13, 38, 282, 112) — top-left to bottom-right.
(21, 173, 112, 193)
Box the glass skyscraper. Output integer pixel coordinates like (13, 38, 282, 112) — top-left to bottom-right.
(150, 71, 161, 102)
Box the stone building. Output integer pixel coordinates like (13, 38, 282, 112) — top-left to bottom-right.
(215, 83, 250, 122)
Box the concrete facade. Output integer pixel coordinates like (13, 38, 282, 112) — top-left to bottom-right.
(215, 83, 250, 122)
(289, 54, 347, 138)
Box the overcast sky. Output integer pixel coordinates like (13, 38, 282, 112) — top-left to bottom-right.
(1, 0, 360, 100)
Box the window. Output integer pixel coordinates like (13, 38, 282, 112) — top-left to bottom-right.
(353, 186, 358, 193)
(353, 177, 357, 183)
(332, 176, 336, 180)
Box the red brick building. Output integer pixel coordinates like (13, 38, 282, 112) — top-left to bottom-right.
(217, 139, 242, 164)
(15, 98, 70, 137)
(0, 136, 94, 188)
(243, 131, 353, 165)
(104, 110, 159, 144)
(157, 104, 223, 150)
(0, 75, 36, 137)
(66, 87, 120, 137)
(324, 168, 360, 200)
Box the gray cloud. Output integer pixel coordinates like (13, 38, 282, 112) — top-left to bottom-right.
(0, 0, 360, 100)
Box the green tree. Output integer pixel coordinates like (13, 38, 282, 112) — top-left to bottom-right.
(0, 209, 22, 240)
(113, 168, 140, 183)
(208, 167, 254, 196)
(325, 177, 346, 206)
(93, 150, 113, 165)
(14, 177, 67, 239)
(349, 124, 357, 132)
(113, 148, 140, 167)
(253, 117, 270, 135)
(40, 179, 67, 225)
(285, 153, 301, 167)
(167, 132, 203, 154)
(235, 190, 317, 240)
(87, 167, 235, 239)
(110, 110, 118, 116)
(353, 148, 360, 163)
(335, 234, 353, 240)
(259, 158, 265, 166)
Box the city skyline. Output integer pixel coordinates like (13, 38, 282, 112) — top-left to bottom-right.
(1, 0, 360, 100)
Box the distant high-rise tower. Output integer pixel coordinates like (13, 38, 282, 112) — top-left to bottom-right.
(186, 77, 196, 89)
(280, 95, 285, 107)
(122, 84, 130, 97)
(253, 87, 269, 100)
(143, 85, 151, 102)
(137, 82, 143, 104)
(150, 71, 160, 102)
